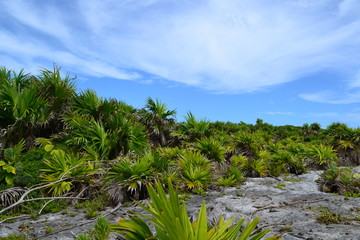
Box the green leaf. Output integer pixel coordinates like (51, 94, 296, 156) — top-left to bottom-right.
(45, 144, 54, 152)
(0, 160, 6, 167)
(113, 179, 278, 240)
(5, 174, 14, 185)
(238, 217, 260, 240)
(194, 202, 208, 240)
(3, 165, 16, 174)
(61, 181, 71, 191)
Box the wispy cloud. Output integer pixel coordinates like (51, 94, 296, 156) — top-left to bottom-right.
(1, 0, 360, 93)
(299, 90, 360, 104)
(263, 111, 294, 116)
(304, 112, 340, 118)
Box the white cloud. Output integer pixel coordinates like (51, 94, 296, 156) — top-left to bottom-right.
(2, 0, 71, 41)
(263, 111, 294, 116)
(0, 27, 137, 80)
(299, 90, 360, 104)
(348, 71, 360, 88)
(1, 0, 360, 93)
(304, 112, 340, 118)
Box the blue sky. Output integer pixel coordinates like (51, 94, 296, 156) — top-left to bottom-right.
(1, 0, 360, 128)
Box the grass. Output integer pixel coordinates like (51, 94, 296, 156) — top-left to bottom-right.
(68, 211, 77, 217)
(316, 207, 342, 224)
(279, 225, 293, 233)
(44, 226, 54, 234)
(283, 177, 302, 182)
(344, 191, 360, 198)
(74, 196, 108, 219)
(273, 183, 286, 190)
(85, 208, 98, 219)
(0, 234, 26, 240)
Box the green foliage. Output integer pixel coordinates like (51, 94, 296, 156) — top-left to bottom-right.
(283, 177, 301, 182)
(269, 141, 308, 176)
(64, 98, 149, 159)
(216, 166, 245, 187)
(42, 199, 68, 214)
(178, 150, 212, 191)
(105, 151, 166, 199)
(229, 166, 246, 182)
(73, 89, 104, 120)
(85, 208, 98, 219)
(196, 137, 226, 163)
(0, 140, 25, 186)
(176, 112, 210, 142)
(0, 66, 76, 147)
(278, 225, 293, 233)
(231, 154, 268, 177)
(231, 131, 262, 158)
(77, 215, 112, 240)
(216, 175, 238, 187)
(41, 148, 97, 196)
(0, 234, 26, 240)
(93, 215, 112, 240)
(112, 180, 279, 240)
(2, 66, 360, 229)
(145, 150, 172, 172)
(309, 144, 338, 167)
(273, 183, 286, 190)
(44, 226, 54, 234)
(316, 207, 342, 224)
(158, 147, 182, 160)
(75, 196, 108, 219)
(324, 162, 340, 182)
(15, 147, 46, 187)
(344, 191, 360, 198)
(321, 162, 360, 195)
(0, 160, 16, 185)
(139, 97, 177, 147)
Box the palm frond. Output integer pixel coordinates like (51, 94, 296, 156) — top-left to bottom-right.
(0, 187, 27, 207)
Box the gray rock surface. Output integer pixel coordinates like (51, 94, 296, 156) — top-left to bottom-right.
(1, 170, 360, 239)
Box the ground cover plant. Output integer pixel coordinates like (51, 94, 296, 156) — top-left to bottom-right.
(1, 66, 360, 237)
(80, 180, 280, 240)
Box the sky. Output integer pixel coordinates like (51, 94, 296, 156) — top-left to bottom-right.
(1, 0, 360, 128)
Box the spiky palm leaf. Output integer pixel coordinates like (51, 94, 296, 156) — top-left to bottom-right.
(41, 149, 97, 196)
(196, 137, 226, 163)
(175, 112, 210, 143)
(105, 155, 153, 200)
(112, 180, 279, 240)
(310, 144, 338, 167)
(139, 97, 176, 147)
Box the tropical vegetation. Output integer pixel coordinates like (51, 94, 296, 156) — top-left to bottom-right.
(1, 66, 360, 238)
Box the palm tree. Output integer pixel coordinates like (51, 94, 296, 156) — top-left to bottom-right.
(0, 69, 46, 148)
(309, 122, 321, 135)
(139, 97, 177, 147)
(36, 66, 76, 114)
(0, 66, 76, 148)
(73, 89, 106, 121)
(323, 122, 360, 165)
(34, 66, 76, 138)
(63, 109, 149, 159)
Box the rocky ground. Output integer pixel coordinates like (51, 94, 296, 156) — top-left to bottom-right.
(1, 168, 360, 240)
